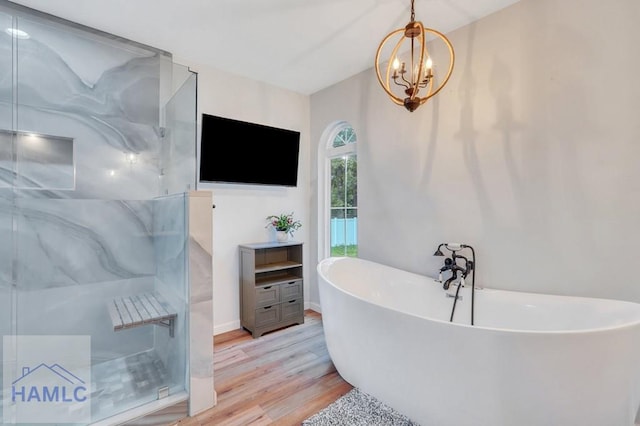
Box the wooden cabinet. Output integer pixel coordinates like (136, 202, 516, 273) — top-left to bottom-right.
(239, 241, 304, 338)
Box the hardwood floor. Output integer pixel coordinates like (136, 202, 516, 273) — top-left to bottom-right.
(176, 310, 353, 426)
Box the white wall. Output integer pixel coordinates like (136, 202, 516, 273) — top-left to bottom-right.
(310, 0, 640, 304)
(175, 58, 311, 334)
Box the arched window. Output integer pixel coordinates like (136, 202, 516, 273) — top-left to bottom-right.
(318, 121, 357, 260)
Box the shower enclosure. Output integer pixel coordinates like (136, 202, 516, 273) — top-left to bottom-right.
(0, 1, 199, 424)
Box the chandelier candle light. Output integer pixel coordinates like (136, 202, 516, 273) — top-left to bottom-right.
(375, 0, 455, 112)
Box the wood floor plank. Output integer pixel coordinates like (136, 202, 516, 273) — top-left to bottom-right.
(268, 380, 354, 425)
(213, 348, 250, 370)
(213, 351, 323, 407)
(211, 351, 336, 413)
(213, 405, 273, 426)
(214, 330, 324, 379)
(213, 328, 254, 350)
(262, 370, 346, 420)
(177, 310, 353, 426)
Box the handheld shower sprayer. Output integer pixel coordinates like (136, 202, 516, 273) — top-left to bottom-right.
(435, 243, 468, 255)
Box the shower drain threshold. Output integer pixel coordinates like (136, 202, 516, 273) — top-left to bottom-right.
(158, 386, 169, 399)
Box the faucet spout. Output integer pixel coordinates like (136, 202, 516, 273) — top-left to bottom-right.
(443, 270, 458, 290)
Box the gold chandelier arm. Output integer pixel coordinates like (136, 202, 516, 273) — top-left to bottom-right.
(397, 78, 411, 90)
(375, 28, 405, 106)
(424, 72, 434, 93)
(387, 35, 405, 86)
(419, 27, 455, 105)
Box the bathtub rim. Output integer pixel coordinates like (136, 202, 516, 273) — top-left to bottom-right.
(317, 256, 640, 335)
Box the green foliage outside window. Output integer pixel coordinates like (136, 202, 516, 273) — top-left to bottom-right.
(330, 155, 357, 209)
(331, 244, 358, 257)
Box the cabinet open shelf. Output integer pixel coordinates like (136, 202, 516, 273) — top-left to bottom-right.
(255, 260, 302, 274)
(255, 271, 302, 286)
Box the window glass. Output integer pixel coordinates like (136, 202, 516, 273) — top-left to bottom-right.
(332, 127, 357, 148)
(329, 149, 357, 257)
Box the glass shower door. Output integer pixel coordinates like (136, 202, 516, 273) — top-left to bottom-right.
(0, 171, 13, 424)
(160, 63, 197, 195)
(0, 9, 14, 424)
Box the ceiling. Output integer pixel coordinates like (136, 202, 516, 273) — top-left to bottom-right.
(7, 0, 520, 95)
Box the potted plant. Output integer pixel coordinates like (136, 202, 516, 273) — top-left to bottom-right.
(266, 212, 302, 242)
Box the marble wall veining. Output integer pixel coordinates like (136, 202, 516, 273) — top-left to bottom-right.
(15, 199, 155, 288)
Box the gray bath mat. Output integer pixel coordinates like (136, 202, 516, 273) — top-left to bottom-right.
(302, 387, 420, 425)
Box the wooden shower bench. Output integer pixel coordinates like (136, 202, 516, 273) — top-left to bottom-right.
(107, 293, 177, 337)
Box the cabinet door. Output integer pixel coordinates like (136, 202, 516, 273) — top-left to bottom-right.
(281, 299, 302, 321)
(255, 305, 281, 327)
(256, 285, 280, 307)
(280, 280, 302, 301)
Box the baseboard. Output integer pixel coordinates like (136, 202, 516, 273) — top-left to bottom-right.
(213, 320, 240, 336)
(306, 302, 321, 313)
(213, 307, 321, 336)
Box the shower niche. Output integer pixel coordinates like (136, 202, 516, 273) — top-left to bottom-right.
(0, 2, 210, 425)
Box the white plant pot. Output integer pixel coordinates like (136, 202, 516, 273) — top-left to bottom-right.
(276, 231, 289, 242)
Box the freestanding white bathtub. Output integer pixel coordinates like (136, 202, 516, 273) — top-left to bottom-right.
(317, 256, 640, 426)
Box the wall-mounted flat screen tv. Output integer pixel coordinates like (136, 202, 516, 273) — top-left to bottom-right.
(199, 113, 300, 187)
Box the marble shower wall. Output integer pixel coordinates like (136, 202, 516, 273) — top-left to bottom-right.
(0, 5, 198, 199)
(12, 16, 161, 199)
(15, 199, 155, 288)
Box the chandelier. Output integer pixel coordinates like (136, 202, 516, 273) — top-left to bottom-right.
(374, 0, 455, 112)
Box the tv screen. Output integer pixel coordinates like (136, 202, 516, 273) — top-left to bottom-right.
(199, 113, 300, 187)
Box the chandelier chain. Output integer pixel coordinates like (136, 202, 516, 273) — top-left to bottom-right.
(410, 0, 415, 22)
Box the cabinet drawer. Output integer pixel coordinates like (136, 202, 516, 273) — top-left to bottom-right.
(280, 280, 302, 302)
(255, 304, 281, 327)
(281, 299, 303, 321)
(256, 285, 280, 307)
